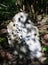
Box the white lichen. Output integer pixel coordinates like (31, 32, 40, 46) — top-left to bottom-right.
(7, 12, 42, 59)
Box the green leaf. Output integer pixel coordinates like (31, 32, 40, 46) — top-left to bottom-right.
(42, 46, 48, 51)
(12, 0, 16, 3)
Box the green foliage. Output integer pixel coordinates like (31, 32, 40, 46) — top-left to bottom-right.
(0, 37, 6, 43)
(0, 0, 48, 22)
(42, 46, 48, 51)
(0, 0, 19, 21)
